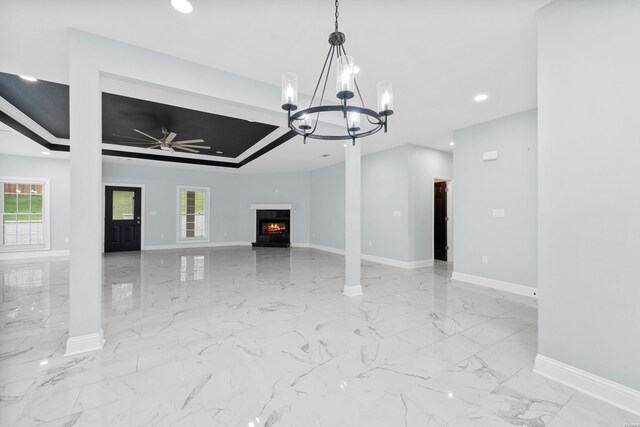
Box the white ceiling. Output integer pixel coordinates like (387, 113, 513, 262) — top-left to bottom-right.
(0, 0, 549, 173)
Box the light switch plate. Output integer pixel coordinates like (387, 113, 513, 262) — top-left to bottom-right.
(492, 209, 505, 218)
(483, 150, 499, 161)
(392, 210, 401, 217)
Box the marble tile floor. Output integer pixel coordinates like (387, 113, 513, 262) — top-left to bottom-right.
(0, 247, 638, 426)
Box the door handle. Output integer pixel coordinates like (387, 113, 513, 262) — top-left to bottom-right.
(136, 221, 141, 224)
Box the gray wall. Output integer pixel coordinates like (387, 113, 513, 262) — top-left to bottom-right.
(452, 109, 538, 287)
(102, 162, 311, 246)
(309, 144, 453, 262)
(0, 155, 71, 252)
(538, 0, 640, 389)
(408, 145, 454, 262)
(309, 162, 345, 250)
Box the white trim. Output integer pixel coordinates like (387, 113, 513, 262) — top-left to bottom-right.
(0, 176, 51, 253)
(102, 183, 146, 251)
(177, 185, 211, 244)
(250, 203, 293, 210)
(64, 329, 105, 357)
(291, 243, 310, 248)
(534, 354, 640, 416)
(309, 243, 345, 256)
(307, 244, 432, 270)
(0, 249, 69, 261)
(144, 241, 250, 251)
(343, 284, 363, 297)
(0, 97, 67, 146)
(362, 253, 434, 269)
(452, 271, 538, 298)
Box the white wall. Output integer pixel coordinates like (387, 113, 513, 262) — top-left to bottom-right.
(0, 155, 71, 252)
(538, 0, 640, 390)
(453, 109, 538, 288)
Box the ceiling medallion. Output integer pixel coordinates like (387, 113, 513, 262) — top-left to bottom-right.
(281, 0, 394, 145)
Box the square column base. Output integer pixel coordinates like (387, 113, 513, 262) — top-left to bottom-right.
(64, 329, 105, 357)
(343, 284, 363, 297)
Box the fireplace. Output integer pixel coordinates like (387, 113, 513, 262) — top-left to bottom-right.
(252, 209, 290, 248)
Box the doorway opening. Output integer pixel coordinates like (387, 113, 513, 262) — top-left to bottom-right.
(104, 185, 142, 252)
(434, 179, 452, 262)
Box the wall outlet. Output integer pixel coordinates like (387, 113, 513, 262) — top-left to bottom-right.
(160, 233, 165, 239)
(482, 256, 489, 264)
(224, 232, 227, 237)
(275, 188, 279, 193)
(312, 233, 316, 238)
(368, 240, 373, 247)
(492, 209, 505, 218)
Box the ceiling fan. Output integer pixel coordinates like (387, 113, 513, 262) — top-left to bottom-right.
(114, 127, 210, 153)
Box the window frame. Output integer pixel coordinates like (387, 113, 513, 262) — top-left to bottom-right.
(0, 176, 51, 252)
(176, 185, 210, 243)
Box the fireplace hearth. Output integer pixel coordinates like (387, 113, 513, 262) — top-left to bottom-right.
(252, 209, 290, 248)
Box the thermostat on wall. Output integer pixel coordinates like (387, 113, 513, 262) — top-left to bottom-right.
(482, 150, 499, 161)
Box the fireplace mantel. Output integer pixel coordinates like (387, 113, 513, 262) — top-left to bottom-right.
(250, 203, 293, 210)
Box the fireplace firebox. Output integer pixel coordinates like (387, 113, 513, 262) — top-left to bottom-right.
(252, 209, 290, 248)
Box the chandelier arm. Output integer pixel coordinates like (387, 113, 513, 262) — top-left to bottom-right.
(309, 44, 335, 108)
(308, 44, 336, 136)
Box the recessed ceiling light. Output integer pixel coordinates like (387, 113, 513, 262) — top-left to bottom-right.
(474, 93, 488, 102)
(170, 0, 193, 13)
(321, 154, 330, 157)
(20, 75, 38, 82)
(216, 151, 223, 154)
(449, 141, 455, 146)
(41, 151, 51, 155)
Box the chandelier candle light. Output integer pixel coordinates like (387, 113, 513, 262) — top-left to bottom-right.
(281, 0, 394, 145)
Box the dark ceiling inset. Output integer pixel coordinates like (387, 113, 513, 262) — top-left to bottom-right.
(102, 93, 278, 158)
(0, 71, 296, 167)
(0, 71, 70, 138)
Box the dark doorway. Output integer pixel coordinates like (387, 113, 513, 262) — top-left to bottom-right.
(434, 181, 448, 261)
(105, 186, 142, 252)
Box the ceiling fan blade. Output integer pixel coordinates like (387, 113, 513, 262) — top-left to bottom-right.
(133, 129, 161, 142)
(145, 144, 162, 149)
(165, 132, 177, 143)
(174, 146, 199, 153)
(112, 134, 158, 143)
(115, 141, 159, 145)
(173, 139, 205, 144)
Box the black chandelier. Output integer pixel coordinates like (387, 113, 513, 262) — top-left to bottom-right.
(281, 0, 394, 145)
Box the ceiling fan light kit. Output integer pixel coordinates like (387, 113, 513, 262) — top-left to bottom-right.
(281, 0, 394, 145)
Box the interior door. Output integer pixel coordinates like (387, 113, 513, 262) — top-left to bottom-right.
(434, 181, 448, 261)
(105, 186, 141, 252)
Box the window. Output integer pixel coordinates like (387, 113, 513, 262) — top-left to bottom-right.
(177, 186, 209, 242)
(1, 178, 49, 250)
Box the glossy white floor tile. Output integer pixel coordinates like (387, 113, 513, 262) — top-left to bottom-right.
(1, 247, 637, 426)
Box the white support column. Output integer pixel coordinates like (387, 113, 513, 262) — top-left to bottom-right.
(65, 35, 104, 356)
(344, 140, 363, 296)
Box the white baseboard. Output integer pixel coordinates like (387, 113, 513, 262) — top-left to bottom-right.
(307, 244, 432, 270)
(534, 354, 640, 416)
(144, 241, 251, 251)
(451, 271, 538, 298)
(290, 243, 310, 248)
(308, 243, 346, 256)
(361, 253, 434, 269)
(64, 329, 105, 357)
(343, 284, 363, 296)
(0, 249, 70, 261)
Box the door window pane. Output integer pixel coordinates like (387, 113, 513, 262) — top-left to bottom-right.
(112, 191, 135, 220)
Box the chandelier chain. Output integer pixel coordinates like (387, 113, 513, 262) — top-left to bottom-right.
(334, 0, 339, 32)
